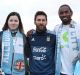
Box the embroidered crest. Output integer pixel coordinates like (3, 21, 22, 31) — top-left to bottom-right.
(14, 59, 25, 72)
(47, 36, 50, 41)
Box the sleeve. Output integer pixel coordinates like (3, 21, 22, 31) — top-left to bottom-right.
(24, 37, 31, 58)
(52, 34, 56, 54)
(53, 24, 60, 35)
(53, 35, 56, 73)
(77, 52, 80, 60)
(51, 34, 56, 65)
(0, 31, 2, 68)
(24, 36, 31, 74)
(54, 35, 56, 63)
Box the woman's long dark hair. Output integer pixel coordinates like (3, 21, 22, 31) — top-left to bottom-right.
(2, 12, 24, 33)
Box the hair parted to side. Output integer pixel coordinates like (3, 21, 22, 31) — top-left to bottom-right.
(2, 12, 24, 33)
(58, 4, 73, 14)
(34, 11, 47, 21)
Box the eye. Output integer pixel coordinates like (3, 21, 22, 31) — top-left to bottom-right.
(37, 19, 41, 21)
(42, 19, 46, 22)
(59, 12, 63, 15)
(14, 20, 18, 22)
(9, 19, 13, 22)
(65, 11, 68, 14)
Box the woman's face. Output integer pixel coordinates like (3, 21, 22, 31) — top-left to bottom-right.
(8, 15, 19, 30)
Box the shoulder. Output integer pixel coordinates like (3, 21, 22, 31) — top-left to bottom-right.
(46, 30, 56, 38)
(54, 24, 61, 31)
(21, 32, 26, 37)
(46, 30, 56, 43)
(52, 24, 61, 35)
(0, 31, 3, 44)
(72, 21, 80, 30)
(21, 32, 27, 42)
(71, 20, 80, 27)
(0, 31, 3, 36)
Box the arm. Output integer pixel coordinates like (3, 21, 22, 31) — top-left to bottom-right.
(26, 29, 35, 37)
(0, 31, 4, 74)
(24, 37, 31, 58)
(24, 36, 31, 74)
(0, 31, 3, 68)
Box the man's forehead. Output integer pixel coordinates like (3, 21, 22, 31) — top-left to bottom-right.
(59, 6, 70, 11)
(36, 15, 46, 18)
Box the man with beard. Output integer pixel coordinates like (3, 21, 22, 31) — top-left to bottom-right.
(54, 4, 80, 75)
(25, 11, 56, 75)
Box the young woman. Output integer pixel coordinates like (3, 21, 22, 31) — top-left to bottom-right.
(0, 12, 29, 75)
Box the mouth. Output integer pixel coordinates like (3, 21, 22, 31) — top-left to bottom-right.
(62, 17, 68, 20)
(39, 25, 44, 27)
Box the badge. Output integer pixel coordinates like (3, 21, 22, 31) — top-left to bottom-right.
(14, 59, 25, 72)
(47, 36, 50, 41)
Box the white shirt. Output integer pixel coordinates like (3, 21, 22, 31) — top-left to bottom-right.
(60, 25, 78, 75)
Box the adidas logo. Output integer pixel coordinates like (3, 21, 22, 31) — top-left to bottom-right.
(31, 38, 35, 41)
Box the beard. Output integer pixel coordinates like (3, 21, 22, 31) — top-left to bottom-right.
(62, 18, 71, 25)
(36, 26, 46, 32)
(60, 16, 71, 25)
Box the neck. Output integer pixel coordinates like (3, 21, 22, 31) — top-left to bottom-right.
(10, 29, 18, 32)
(10, 29, 18, 37)
(36, 28, 47, 34)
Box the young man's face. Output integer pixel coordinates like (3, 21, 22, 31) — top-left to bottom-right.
(34, 15, 47, 32)
(59, 6, 72, 25)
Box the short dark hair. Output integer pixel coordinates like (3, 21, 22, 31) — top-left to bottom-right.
(58, 4, 73, 14)
(2, 12, 24, 33)
(34, 11, 47, 21)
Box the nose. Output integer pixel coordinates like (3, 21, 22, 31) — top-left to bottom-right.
(12, 22, 15, 24)
(39, 20, 43, 24)
(62, 12, 66, 16)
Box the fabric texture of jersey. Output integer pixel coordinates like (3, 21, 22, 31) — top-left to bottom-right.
(28, 30, 56, 75)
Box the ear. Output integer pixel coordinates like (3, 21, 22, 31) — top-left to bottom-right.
(71, 12, 73, 17)
(46, 21, 48, 26)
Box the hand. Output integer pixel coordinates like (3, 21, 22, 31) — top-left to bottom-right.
(77, 51, 80, 60)
(0, 68, 2, 74)
(26, 29, 35, 37)
(0, 68, 4, 75)
(72, 56, 79, 65)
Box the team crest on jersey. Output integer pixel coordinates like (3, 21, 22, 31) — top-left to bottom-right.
(31, 38, 35, 41)
(47, 36, 50, 41)
(13, 59, 25, 72)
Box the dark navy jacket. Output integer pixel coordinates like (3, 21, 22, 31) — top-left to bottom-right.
(26, 30, 56, 75)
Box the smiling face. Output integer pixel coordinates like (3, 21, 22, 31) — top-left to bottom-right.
(8, 15, 19, 30)
(59, 5, 72, 25)
(34, 15, 47, 32)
